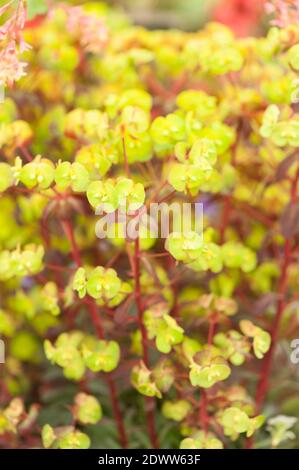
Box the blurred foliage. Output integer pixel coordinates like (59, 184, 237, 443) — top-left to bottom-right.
(0, 0, 299, 452)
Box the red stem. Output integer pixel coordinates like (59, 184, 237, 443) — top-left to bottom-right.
(254, 168, 299, 412)
(133, 236, 159, 449)
(61, 219, 82, 267)
(246, 239, 292, 450)
(246, 168, 299, 449)
(248, 168, 299, 449)
(84, 297, 105, 339)
(61, 218, 128, 449)
(255, 238, 292, 412)
(208, 315, 217, 346)
(19, 145, 33, 162)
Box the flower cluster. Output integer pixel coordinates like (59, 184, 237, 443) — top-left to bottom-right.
(73, 266, 132, 306)
(0, 244, 44, 280)
(44, 331, 120, 380)
(166, 232, 256, 273)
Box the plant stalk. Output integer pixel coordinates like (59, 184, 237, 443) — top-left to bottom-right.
(61, 218, 128, 449)
(133, 236, 159, 449)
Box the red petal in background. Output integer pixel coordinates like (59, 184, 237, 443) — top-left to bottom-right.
(25, 15, 46, 30)
(213, 0, 265, 36)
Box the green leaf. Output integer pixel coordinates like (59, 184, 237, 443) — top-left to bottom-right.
(131, 362, 162, 398)
(55, 162, 89, 193)
(41, 424, 56, 449)
(155, 314, 184, 354)
(189, 352, 231, 388)
(221, 407, 250, 435)
(74, 393, 102, 425)
(58, 431, 90, 449)
(0, 163, 13, 192)
(260, 105, 280, 138)
(162, 400, 191, 422)
(27, 0, 48, 20)
(180, 431, 224, 449)
(253, 330, 271, 359)
(73, 268, 87, 299)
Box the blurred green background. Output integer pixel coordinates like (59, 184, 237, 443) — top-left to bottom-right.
(0, 0, 267, 35)
(107, 0, 217, 30)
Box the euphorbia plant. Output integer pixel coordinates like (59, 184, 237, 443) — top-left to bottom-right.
(1, 0, 299, 450)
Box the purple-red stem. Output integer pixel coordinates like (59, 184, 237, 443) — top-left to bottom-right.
(247, 167, 299, 448)
(255, 168, 299, 411)
(133, 236, 159, 449)
(61, 218, 128, 449)
(208, 314, 218, 346)
(254, 239, 292, 413)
